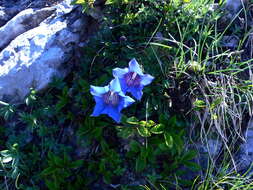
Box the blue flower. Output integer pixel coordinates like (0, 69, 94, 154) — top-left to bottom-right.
(90, 78, 135, 123)
(113, 58, 154, 100)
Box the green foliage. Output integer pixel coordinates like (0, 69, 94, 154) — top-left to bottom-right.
(41, 152, 84, 190)
(1, 0, 206, 188)
(88, 143, 125, 184)
(116, 115, 199, 188)
(0, 101, 15, 120)
(0, 144, 20, 179)
(2, 0, 253, 189)
(71, 0, 95, 12)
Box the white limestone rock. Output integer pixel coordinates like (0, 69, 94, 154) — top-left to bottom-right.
(0, 8, 56, 50)
(0, 6, 20, 27)
(0, 0, 86, 102)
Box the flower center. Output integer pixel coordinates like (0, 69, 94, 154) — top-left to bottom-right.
(103, 91, 119, 106)
(124, 72, 141, 86)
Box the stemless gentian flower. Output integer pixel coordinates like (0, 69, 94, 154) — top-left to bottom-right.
(90, 78, 135, 123)
(113, 58, 154, 100)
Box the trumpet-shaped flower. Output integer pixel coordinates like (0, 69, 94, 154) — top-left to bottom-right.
(90, 78, 135, 123)
(113, 58, 154, 100)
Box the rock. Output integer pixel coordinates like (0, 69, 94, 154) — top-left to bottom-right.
(0, 6, 20, 27)
(234, 145, 252, 173)
(194, 139, 222, 170)
(225, 0, 248, 15)
(233, 118, 253, 173)
(221, 35, 239, 49)
(245, 125, 253, 155)
(0, 0, 87, 102)
(194, 138, 251, 174)
(177, 139, 222, 183)
(244, 33, 253, 59)
(0, 0, 61, 8)
(218, 0, 249, 31)
(0, 0, 62, 27)
(0, 8, 56, 50)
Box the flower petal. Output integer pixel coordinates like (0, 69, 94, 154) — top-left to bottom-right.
(113, 68, 129, 78)
(117, 95, 135, 113)
(123, 96, 135, 107)
(90, 85, 109, 97)
(118, 78, 128, 94)
(91, 97, 105, 116)
(104, 106, 121, 123)
(140, 74, 154, 86)
(116, 98, 125, 113)
(129, 86, 143, 100)
(109, 78, 122, 92)
(129, 58, 143, 75)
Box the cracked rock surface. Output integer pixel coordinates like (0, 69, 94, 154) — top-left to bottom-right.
(0, 0, 87, 102)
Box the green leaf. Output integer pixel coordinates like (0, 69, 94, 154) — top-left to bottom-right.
(92, 127, 103, 139)
(138, 120, 155, 128)
(78, 79, 90, 92)
(164, 132, 173, 148)
(193, 99, 206, 109)
(69, 160, 83, 168)
(53, 155, 64, 167)
(158, 143, 169, 151)
(150, 124, 165, 134)
(210, 97, 223, 110)
(11, 167, 19, 179)
(74, 0, 85, 4)
(103, 171, 112, 184)
(129, 140, 140, 153)
(1, 150, 11, 157)
(45, 179, 59, 190)
(181, 150, 197, 161)
(126, 117, 139, 125)
(135, 155, 146, 173)
(2, 156, 12, 163)
(184, 161, 201, 172)
(179, 179, 194, 186)
(168, 116, 177, 127)
(140, 147, 149, 159)
(172, 133, 184, 153)
(101, 140, 109, 152)
(116, 126, 134, 138)
(159, 114, 169, 124)
(137, 126, 151, 137)
(41, 167, 58, 176)
(146, 120, 156, 128)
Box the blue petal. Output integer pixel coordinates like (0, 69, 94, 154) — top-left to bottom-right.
(118, 90, 127, 98)
(113, 68, 129, 78)
(118, 78, 128, 94)
(123, 96, 135, 107)
(117, 95, 135, 112)
(109, 78, 122, 92)
(140, 74, 154, 86)
(91, 97, 105, 116)
(90, 85, 109, 97)
(116, 97, 125, 113)
(104, 106, 121, 123)
(128, 86, 143, 100)
(129, 58, 143, 75)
